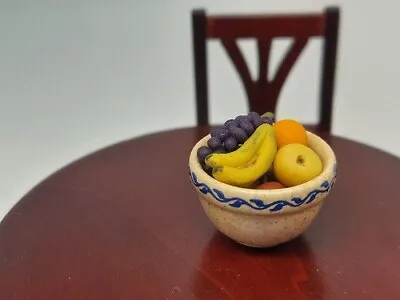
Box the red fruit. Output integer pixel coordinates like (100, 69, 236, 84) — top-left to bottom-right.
(256, 181, 286, 190)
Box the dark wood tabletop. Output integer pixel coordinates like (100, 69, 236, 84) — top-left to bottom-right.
(1, 126, 400, 300)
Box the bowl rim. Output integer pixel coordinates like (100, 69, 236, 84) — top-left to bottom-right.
(188, 130, 337, 214)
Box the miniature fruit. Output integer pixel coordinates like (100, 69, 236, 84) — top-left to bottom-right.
(274, 119, 308, 149)
(261, 112, 275, 125)
(207, 137, 222, 151)
(197, 146, 212, 164)
(212, 124, 277, 187)
(248, 111, 263, 128)
(201, 112, 266, 173)
(197, 112, 327, 191)
(273, 143, 323, 187)
(239, 120, 255, 136)
(256, 181, 286, 190)
(205, 123, 269, 168)
(230, 127, 248, 144)
(261, 111, 275, 120)
(261, 116, 273, 125)
(224, 137, 237, 152)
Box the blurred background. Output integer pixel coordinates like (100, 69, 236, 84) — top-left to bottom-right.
(0, 0, 398, 220)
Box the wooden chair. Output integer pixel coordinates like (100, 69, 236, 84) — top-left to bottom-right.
(191, 6, 340, 132)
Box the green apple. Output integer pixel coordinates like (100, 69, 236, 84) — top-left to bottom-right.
(273, 143, 323, 187)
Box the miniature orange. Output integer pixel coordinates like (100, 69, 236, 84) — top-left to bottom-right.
(273, 119, 308, 148)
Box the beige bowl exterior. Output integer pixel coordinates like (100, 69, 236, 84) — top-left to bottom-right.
(188, 131, 337, 248)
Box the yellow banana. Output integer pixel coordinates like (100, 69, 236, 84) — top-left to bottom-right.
(205, 123, 269, 168)
(212, 125, 277, 187)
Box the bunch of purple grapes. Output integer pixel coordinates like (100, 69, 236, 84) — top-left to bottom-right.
(197, 111, 274, 174)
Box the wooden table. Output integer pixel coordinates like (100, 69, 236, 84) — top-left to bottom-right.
(1, 126, 400, 299)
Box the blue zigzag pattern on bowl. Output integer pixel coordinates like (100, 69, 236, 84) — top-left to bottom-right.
(189, 163, 337, 212)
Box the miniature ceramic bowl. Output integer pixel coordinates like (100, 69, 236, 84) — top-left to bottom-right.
(188, 131, 337, 248)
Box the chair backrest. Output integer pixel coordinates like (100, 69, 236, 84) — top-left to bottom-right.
(191, 6, 340, 132)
